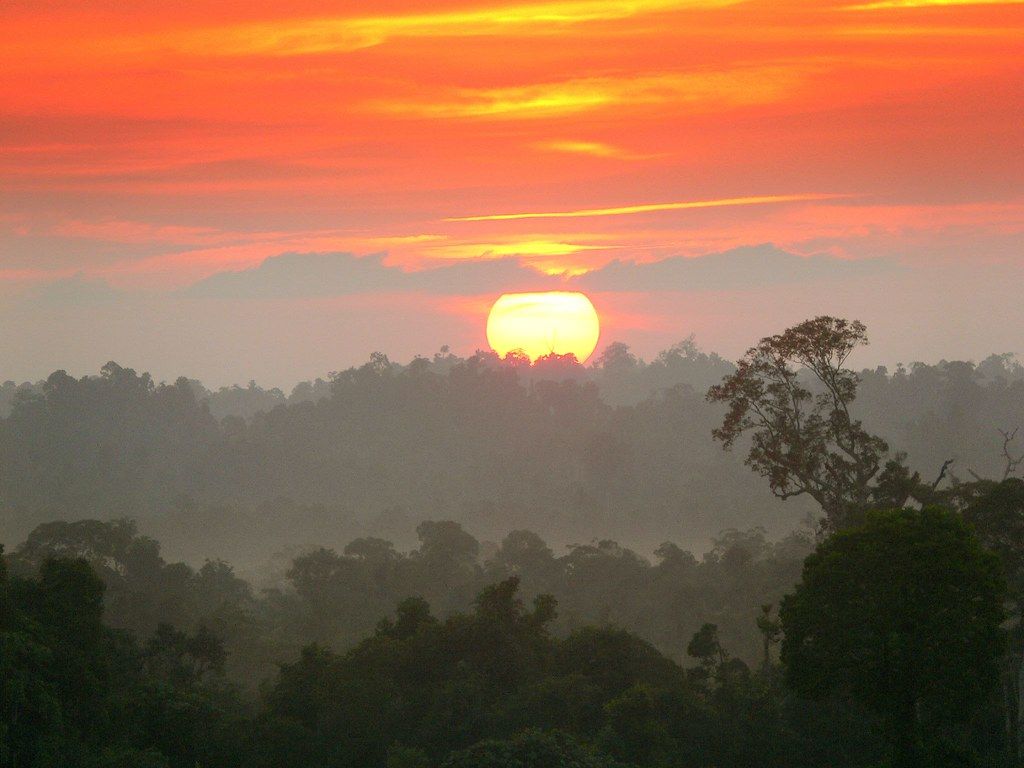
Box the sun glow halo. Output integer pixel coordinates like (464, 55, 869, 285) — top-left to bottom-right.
(486, 292, 600, 362)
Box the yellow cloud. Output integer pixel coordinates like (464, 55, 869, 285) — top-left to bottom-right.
(445, 193, 850, 222)
(430, 239, 615, 259)
(533, 140, 656, 159)
(367, 65, 805, 119)
(155, 0, 745, 57)
(364, 234, 449, 245)
(845, 0, 1022, 9)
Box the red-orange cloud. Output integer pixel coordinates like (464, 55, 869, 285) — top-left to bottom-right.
(0, 0, 1020, 292)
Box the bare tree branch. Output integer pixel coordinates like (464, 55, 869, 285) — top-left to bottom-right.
(931, 459, 955, 491)
(999, 427, 1023, 480)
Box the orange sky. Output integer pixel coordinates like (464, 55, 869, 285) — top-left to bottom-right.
(1, 0, 1022, 382)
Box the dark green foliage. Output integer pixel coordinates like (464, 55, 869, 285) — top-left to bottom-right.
(3, 337, 1023, 767)
(963, 478, 1024, 604)
(958, 478, 1024, 763)
(2, 514, 818, 752)
(780, 507, 1006, 766)
(259, 577, 707, 767)
(387, 743, 432, 768)
(0, 530, 1012, 768)
(264, 520, 815, 685)
(0, 552, 256, 767)
(5, 518, 269, 687)
(441, 729, 628, 768)
(255, 575, 908, 768)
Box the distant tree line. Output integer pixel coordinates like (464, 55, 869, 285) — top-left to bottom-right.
(4, 318, 1024, 765)
(3, 517, 813, 692)
(2, 339, 1023, 565)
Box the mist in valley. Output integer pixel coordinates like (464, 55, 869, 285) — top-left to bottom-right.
(4, 322, 1024, 765)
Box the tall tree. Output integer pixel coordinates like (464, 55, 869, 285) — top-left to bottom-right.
(707, 316, 893, 529)
(960, 478, 1024, 761)
(780, 507, 1005, 767)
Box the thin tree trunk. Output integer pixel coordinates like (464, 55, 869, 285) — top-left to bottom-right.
(1017, 655, 1024, 766)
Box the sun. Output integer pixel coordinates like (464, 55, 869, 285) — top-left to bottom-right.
(486, 292, 601, 363)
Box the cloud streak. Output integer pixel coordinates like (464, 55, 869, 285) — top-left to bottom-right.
(532, 140, 656, 160)
(445, 193, 852, 222)
(137, 0, 746, 57)
(366, 66, 807, 120)
(845, 0, 1022, 9)
(175, 245, 891, 301)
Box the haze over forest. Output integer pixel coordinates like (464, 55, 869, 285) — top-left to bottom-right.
(4, 321, 1024, 767)
(3, 338, 1022, 566)
(6, 246, 1024, 387)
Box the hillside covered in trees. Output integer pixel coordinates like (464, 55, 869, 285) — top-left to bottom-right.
(5, 320, 1024, 766)
(2, 340, 1023, 569)
(2, 500, 1016, 767)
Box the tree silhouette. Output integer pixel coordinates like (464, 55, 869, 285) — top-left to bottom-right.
(780, 507, 1005, 766)
(708, 316, 894, 529)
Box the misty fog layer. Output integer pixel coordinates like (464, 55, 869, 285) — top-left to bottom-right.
(2, 340, 1021, 568)
(4, 336, 1023, 767)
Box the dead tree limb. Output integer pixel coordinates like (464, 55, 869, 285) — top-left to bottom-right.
(931, 458, 955, 491)
(999, 427, 1024, 480)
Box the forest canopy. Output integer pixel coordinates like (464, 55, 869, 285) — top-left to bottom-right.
(3, 322, 1024, 766)
(2, 341, 1023, 568)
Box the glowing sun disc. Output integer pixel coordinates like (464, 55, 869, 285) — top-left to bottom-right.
(486, 291, 600, 362)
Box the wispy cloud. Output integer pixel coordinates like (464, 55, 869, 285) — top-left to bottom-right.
(427, 239, 616, 259)
(423, 236, 622, 275)
(845, 0, 1022, 9)
(366, 66, 806, 119)
(444, 193, 852, 222)
(178, 244, 890, 300)
(533, 140, 657, 159)
(144, 0, 745, 57)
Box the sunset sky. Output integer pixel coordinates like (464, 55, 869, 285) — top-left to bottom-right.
(2, 0, 1022, 385)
